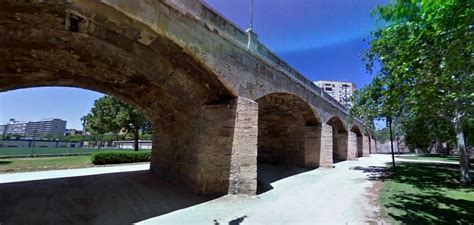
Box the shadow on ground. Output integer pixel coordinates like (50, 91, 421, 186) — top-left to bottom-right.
(350, 165, 389, 181)
(385, 192, 474, 224)
(386, 162, 474, 224)
(0, 170, 217, 225)
(257, 163, 311, 194)
(355, 162, 474, 224)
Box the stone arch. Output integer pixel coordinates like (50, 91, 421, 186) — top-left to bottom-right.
(0, 2, 257, 195)
(326, 116, 348, 162)
(256, 93, 321, 166)
(350, 125, 364, 158)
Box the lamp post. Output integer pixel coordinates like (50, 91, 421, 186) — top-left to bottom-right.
(247, 0, 254, 49)
(386, 116, 396, 173)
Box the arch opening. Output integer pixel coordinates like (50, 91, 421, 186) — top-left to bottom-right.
(0, 1, 243, 195)
(351, 126, 364, 158)
(256, 93, 321, 193)
(327, 116, 348, 162)
(0, 87, 154, 151)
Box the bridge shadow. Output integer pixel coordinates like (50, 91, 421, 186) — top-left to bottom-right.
(0, 170, 218, 225)
(257, 163, 311, 194)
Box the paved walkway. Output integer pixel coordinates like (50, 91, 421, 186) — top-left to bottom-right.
(0, 155, 393, 225)
(140, 154, 392, 225)
(0, 163, 149, 184)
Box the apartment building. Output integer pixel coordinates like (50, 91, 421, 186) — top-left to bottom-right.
(314, 80, 356, 108)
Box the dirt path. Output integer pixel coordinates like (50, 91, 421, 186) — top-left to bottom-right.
(0, 155, 392, 225)
(139, 154, 392, 225)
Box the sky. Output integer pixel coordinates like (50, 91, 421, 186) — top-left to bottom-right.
(0, 0, 389, 129)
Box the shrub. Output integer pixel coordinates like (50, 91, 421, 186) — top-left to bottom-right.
(91, 151, 151, 165)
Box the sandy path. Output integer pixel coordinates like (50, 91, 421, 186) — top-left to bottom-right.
(139, 154, 392, 225)
(0, 155, 392, 224)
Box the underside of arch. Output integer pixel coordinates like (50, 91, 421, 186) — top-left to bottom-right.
(0, 1, 260, 195)
(350, 126, 364, 158)
(327, 116, 348, 162)
(257, 93, 321, 166)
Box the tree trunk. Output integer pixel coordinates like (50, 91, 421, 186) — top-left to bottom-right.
(134, 129, 139, 151)
(454, 115, 471, 183)
(446, 143, 450, 156)
(396, 137, 400, 156)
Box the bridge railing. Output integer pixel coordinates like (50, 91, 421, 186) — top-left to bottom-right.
(167, 0, 364, 124)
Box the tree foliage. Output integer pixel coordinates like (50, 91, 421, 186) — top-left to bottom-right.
(84, 96, 151, 151)
(352, 0, 473, 183)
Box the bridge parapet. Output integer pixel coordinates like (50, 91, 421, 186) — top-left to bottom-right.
(165, 0, 364, 125)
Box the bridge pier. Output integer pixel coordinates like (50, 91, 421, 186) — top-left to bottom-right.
(370, 137, 376, 154)
(303, 126, 321, 168)
(347, 131, 358, 160)
(362, 135, 371, 157)
(319, 124, 334, 167)
(150, 97, 258, 195)
(333, 130, 349, 161)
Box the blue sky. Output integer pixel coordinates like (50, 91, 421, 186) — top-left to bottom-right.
(0, 0, 388, 129)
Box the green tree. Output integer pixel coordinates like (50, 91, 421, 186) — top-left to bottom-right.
(84, 96, 150, 151)
(352, 0, 473, 183)
(375, 127, 391, 143)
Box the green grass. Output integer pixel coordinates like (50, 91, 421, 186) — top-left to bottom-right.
(379, 162, 474, 224)
(0, 147, 146, 157)
(0, 155, 94, 173)
(397, 154, 462, 162)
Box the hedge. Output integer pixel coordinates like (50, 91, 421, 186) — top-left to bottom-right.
(91, 151, 151, 165)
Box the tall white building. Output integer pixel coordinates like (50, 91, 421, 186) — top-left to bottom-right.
(4, 119, 27, 136)
(0, 125, 7, 136)
(25, 118, 67, 137)
(314, 80, 356, 108)
(2, 118, 67, 137)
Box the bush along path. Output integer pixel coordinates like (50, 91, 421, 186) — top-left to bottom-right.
(91, 151, 151, 165)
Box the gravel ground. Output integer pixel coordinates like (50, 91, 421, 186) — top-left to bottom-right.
(0, 155, 393, 225)
(139, 154, 392, 225)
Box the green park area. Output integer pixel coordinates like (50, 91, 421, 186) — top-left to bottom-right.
(0, 148, 151, 173)
(0, 147, 106, 157)
(379, 161, 474, 224)
(0, 155, 93, 173)
(397, 154, 473, 163)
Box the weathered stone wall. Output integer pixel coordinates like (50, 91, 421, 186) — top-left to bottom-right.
(151, 97, 258, 195)
(257, 94, 319, 166)
(370, 137, 376, 154)
(0, 0, 373, 195)
(319, 124, 334, 167)
(228, 97, 258, 194)
(304, 126, 322, 168)
(362, 135, 370, 157)
(80, 0, 367, 129)
(333, 131, 348, 161)
(347, 131, 357, 160)
(357, 136, 364, 157)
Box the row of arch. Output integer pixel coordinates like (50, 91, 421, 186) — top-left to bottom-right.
(0, 0, 373, 195)
(257, 93, 372, 169)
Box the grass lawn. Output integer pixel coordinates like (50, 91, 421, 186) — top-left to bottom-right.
(0, 147, 151, 157)
(0, 155, 94, 173)
(0, 149, 152, 173)
(397, 154, 465, 163)
(379, 162, 474, 224)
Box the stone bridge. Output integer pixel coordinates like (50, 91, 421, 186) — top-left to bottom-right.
(0, 0, 376, 195)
